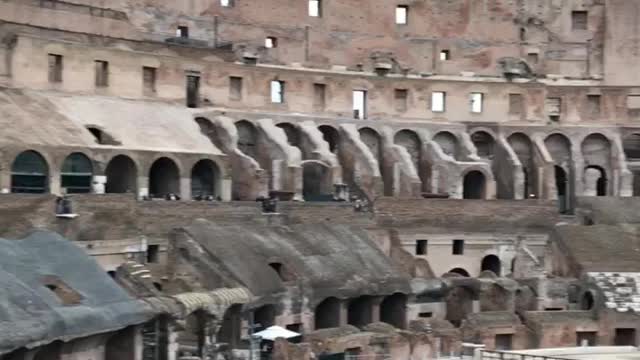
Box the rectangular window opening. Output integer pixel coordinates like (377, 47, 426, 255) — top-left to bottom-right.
(94, 60, 109, 88)
(418, 312, 433, 318)
(527, 53, 539, 65)
(230, 76, 243, 101)
(546, 97, 561, 122)
(353, 90, 367, 119)
(615, 328, 637, 346)
(143, 66, 157, 93)
(509, 93, 524, 115)
(177, 26, 189, 38)
(470, 92, 483, 113)
(265, 37, 278, 48)
(395, 89, 408, 112)
(416, 240, 428, 255)
(587, 94, 601, 117)
(572, 11, 588, 30)
(309, 0, 321, 17)
(48, 54, 63, 83)
(576, 331, 597, 346)
(431, 91, 446, 112)
(396, 5, 408, 25)
(313, 83, 326, 109)
(270, 80, 285, 103)
(440, 50, 450, 61)
(220, 0, 234, 7)
(186, 73, 200, 108)
(627, 95, 640, 110)
(452, 239, 464, 255)
(495, 334, 513, 351)
(147, 244, 159, 263)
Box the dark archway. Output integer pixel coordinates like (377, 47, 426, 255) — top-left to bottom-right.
(319, 125, 340, 153)
(347, 296, 374, 328)
(149, 157, 180, 198)
(61, 153, 93, 194)
(471, 131, 495, 159)
(236, 120, 258, 158)
(581, 292, 595, 310)
(359, 127, 387, 194)
(105, 155, 137, 194)
(302, 161, 332, 201)
(218, 304, 243, 348)
(394, 129, 421, 165)
(463, 171, 486, 199)
(253, 304, 275, 332)
(433, 131, 458, 159)
(481, 255, 501, 276)
(380, 293, 407, 329)
(11, 150, 49, 193)
(447, 268, 470, 277)
(585, 165, 607, 196)
(315, 297, 341, 330)
(623, 134, 640, 160)
(191, 159, 219, 198)
(508, 132, 536, 198)
(276, 123, 300, 148)
(555, 165, 569, 213)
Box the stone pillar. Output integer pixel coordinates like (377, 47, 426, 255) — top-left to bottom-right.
(138, 176, 149, 199)
(50, 169, 62, 195)
(371, 297, 384, 323)
(180, 177, 191, 200)
(338, 300, 349, 326)
(583, 167, 600, 196)
(221, 178, 232, 201)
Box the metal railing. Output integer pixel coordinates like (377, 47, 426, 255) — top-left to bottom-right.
(480, 350, 575, 360)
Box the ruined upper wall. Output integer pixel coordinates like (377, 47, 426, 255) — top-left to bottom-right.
(603, 0, 640, 86)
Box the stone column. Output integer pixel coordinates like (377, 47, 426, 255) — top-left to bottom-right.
(180, 177, 191, 200)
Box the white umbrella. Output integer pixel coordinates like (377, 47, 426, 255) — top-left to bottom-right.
(253, 326, 301, 341)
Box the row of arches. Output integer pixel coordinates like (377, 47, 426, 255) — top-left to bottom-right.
(9, 150, 221, 199)
(446, 254, 502, 278)
(314, 293, 408, 331)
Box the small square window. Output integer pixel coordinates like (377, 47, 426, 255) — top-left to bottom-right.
(313, 83, 326, 109)
(265, 37, 278, 48)
(572, 11, 588, 30)
(395, 89, 408, 112)
(527, 53, 539, 65)
(176, 26, 189, 38)
(431, 91, 446, 112)
(452, 239, 464, 255)
(415, 240, 428, 255)
(270, 80, 284, 103)
(147, 245, 159, 263)
(309, 0, 321, 17)
(470, 92, 483, 113)
(396, 6, 408, 25)
(440, 50, 450, 61)
(546, 97, 561, 122)
(587, 94, 601, 116)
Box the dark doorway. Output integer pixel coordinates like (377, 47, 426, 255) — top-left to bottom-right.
(315, 297, 341, 329)
(585, 165, 607, 196)
(191, 159, 219, 198)
(11, 150, 49, 194)
(347, 296, 374, 328)
(61, 153, 93, 194)
(218, 304, 242, 348)
(253, 305, 275, 332)
(495, 334, 513, 350)
(105, 155, 137, 194)
(186, 74, 200, 108)
(615, 328, 637, 346)
(380, 293, 407, 329)
(149, 158, 180, 198)
(481, 255, 501, 276)
(303, 161, 332, 201)
(576, 331, 597, 346)
(463, 171, 485, 199)
(555, 165, 568, 213)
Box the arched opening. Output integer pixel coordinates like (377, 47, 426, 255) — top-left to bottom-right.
(446, 268, 470, 277)
(471, 131, 495, 159)
(11, 150, 49, 193)
(176, 311, 205, 358)
(236, 120, 258, 158)
(149, 157, 180, 198)
(581, 291, 595, 310)
(33, 341, 62, 360)
(508, 133, 536, 198)
(584, 165, 607, 196)
(481, 255, 501, 276)
(545, 133, 572, 164)
(445, 286, 475, 327)
(276, 122, 300, 148)
(302, 161, 332, 201)
(106, 327, 138, 360)
(623, 134, 640, 160)
(61, 153, 93, 194)
(463, 171, 486, 199)
(105, 155, 137, 194)
(191, 159, 219, 199)
(315, 297, 341, 329)
(380, 293, 407, 329)
(218, 304, 243, 348)
(319, 125, 340, 153)
(555, 165, 569, 213)
(394, 129, 421, 166)
(268, 262, 296, 282)
(253, 304, 275, 332)
(347, 296, 374, 328)
(433, 131, 458, 159)
(359, 127, 387, 194)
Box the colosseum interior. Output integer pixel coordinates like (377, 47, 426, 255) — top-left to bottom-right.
(1, 0, 640, 359)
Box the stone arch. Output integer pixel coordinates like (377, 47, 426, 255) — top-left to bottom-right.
(584, 165, 607, 196)
(394, 129, 421, 166)
(445, 286, 475, 327)
(315, 297, 341, 330)
(347, 295, 375, 328)
(191, 159, 220, 199)
(149, 157, 180, 198)
(218, 304, 243, 348)
(481, 255, 501, 276)
(581, 291, 595, 310)
(235, 120, 258, 158)
(463, 170, 486, 199)
(380, 293, 407, 329)
(555, 165, 569, 213)
(11, 150, 49, 193)
(254, 304, 276, 331)
(302, 160, 332, 201)
(544, 133, 572, 166)
(61, 152, 93, 194)
(471, 131, 495, 159)
(105, 155, 137, 194)
(319, 125, 340, 153)
(446, 268, 470, 277)
(276, 122, 300, 148)
(508, 132, 537, 198)
(433, 131, 459, 159)
(359, 127, 388, 195)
